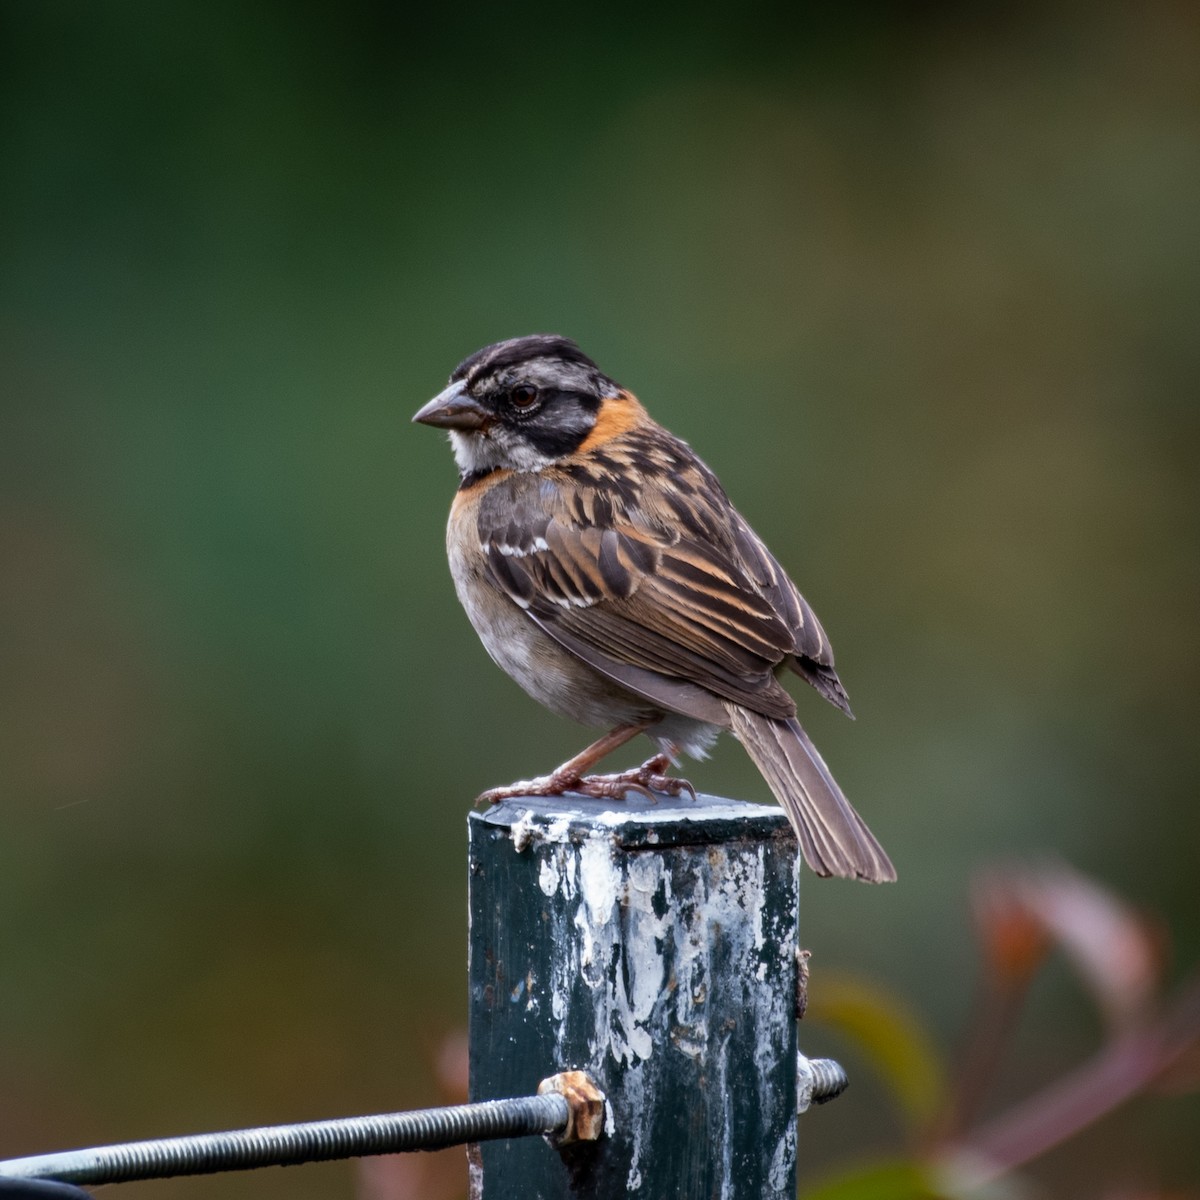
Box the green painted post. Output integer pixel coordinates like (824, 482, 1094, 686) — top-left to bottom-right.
(467, 793, 800, 1198)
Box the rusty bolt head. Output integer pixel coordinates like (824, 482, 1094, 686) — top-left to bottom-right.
(537, 1071, 607, 1147)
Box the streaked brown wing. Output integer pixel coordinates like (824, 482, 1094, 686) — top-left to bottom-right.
(731, 511, 832, 668)
(474, 465, 802, 720)
(729, 508, 853, 713)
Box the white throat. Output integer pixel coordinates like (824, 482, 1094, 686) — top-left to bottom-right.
(450, 429, 554, 476)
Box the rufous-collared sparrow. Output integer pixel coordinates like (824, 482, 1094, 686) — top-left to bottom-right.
(414, 335, 894, 882)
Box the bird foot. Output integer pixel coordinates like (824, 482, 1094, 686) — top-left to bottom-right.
(571, 754, 697, 803)
(477, 754, 696, 807)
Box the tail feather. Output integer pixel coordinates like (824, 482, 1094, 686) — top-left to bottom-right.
(727, 705, 896, 883)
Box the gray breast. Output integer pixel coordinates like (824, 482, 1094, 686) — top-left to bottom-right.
(447, 517, 655, 730)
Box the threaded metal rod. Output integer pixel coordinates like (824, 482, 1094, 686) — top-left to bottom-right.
(0, 1093, 570, 1186)
(797, 1054, 849, 1112)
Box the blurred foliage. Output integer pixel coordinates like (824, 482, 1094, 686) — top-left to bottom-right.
(1, 2, 1197, 1198)
(802, 864, 1199, 1199)
(801, 1163, 948, 1200)
(808, 977, 948, 1134)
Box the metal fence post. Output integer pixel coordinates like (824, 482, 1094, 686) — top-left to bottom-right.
(467, 792, 800, 1198)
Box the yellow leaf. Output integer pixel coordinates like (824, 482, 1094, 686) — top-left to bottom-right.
(807, 973, 947, 1131)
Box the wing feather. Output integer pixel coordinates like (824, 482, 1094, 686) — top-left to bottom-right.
(474, 425, 844, 723)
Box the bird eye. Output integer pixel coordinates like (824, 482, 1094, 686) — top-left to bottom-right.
(510, 383, 539, 409)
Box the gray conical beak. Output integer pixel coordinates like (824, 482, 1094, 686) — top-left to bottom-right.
(412, 379, 490, 431)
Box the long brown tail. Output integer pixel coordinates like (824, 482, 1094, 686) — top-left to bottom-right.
(727, 705, 896, 883)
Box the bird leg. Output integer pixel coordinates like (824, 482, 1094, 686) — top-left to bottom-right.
(476, 722, 696, 806)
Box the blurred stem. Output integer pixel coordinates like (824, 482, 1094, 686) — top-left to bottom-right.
(928, 968, 1033, 1148)
(939, 972, 1200, 1187)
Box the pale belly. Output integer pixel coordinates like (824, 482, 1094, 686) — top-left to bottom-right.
(447, 532, 654, 730)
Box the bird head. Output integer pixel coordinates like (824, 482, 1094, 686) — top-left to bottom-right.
(413, 335, 622, 478)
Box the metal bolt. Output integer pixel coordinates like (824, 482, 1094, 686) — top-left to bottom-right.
(536, 1071, 608, 1146)
(797, 1054, 849, 1113)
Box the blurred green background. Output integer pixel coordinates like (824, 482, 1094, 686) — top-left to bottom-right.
(2, 2, 1197, 1197)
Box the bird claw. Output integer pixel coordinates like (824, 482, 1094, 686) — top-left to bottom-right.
(475, 769, 579, 807)
(567, 755, 697, 803)
(476, 754, 696, 807)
